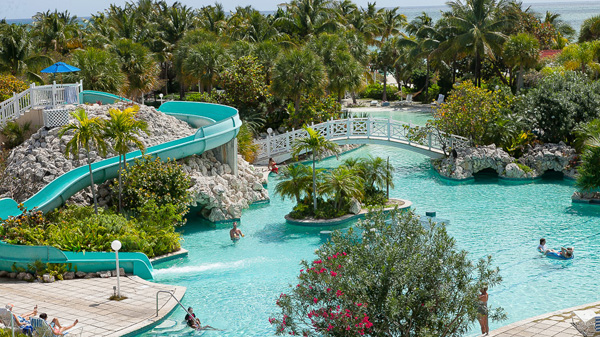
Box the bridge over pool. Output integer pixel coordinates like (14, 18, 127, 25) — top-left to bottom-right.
(254, 117, 470, 164)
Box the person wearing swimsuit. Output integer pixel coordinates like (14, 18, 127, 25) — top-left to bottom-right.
(477, 287, 489, 336)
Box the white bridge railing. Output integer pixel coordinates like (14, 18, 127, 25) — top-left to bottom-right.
(0, 81, 83, 127)
(255, 117, 470, 161)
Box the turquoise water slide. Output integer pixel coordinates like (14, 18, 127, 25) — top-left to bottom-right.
(0, 92, 241, 279)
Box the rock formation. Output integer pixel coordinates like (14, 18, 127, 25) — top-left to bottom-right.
(433, 143, 578, 180)
(0, 103, 268, 221)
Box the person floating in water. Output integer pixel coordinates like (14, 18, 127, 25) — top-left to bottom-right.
(230, 222, 244, 241)
(185, 307, 218, 331)
(268, 158, 279, 174)
(537, 238, 574, 258)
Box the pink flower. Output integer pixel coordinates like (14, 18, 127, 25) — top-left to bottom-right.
(327, 288, 332, 292)
(331, 271, 338, 277)
(342, 252, 347, 256)
(314, 259, 322, 264)
(336, 290, 343, 297)
(313, 297, 319, 304)
(356, 303, 362, 307)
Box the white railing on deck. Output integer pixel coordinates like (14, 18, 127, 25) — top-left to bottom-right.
(0, 80, 83, 126)
(255, 117, 470, 161)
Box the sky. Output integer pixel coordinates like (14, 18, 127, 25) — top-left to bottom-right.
(0, 0, 597, 20)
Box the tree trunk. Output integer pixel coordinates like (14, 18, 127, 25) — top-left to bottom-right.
(382, 68, 388, 102)
(351, 91, 357, 105)
(87, 151, 99, 215)
(338, 90, 343, 103)
(425, 58, 431, 97)
(118, 155, 122, 214)
(199, 81, 204, 93)
(312, 153, 317, 213)
(475, 53, 481, 87)
(295, 96, 300, 112)
(516, 64, 524, 92)
(179, 82, 185, 100)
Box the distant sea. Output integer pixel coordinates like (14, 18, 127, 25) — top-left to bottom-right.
(5, 1, 600, 36)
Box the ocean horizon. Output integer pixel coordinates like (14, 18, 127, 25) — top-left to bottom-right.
(4, 1, 600, 35)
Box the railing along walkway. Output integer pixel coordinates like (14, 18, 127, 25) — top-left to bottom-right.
(0, 81, 83, 126)
(255, 117, 469, 161)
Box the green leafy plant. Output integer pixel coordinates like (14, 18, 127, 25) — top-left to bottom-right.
(1, 121, 31, 149)
(236, 124, 259, 163)
(285, 94, 342, 130)
(270, 210, 506, 336)
(120, 155, 192, 224)
(0, 74, 28, 101)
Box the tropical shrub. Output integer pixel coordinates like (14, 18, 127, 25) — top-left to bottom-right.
(120, 155, 192, 222)
(270, 210, 505, 336)
(360, 83, 400, 101)
(515, 71, 600, 144)
(285, 94, 341, 130)
(1, 121, 31, 149)
(433, 81, 514, 146)
(0, 204, 181, 258)
(0, 74, 28, 101)
(220, 55, 268, 111)
(237, 123, 259, 162)
(576, 146, 600, 193)
(65, 48, 125, 93)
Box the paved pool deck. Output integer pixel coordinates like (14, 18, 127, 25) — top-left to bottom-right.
(0, 276, 185, 337)
(491, 301, 600, 337)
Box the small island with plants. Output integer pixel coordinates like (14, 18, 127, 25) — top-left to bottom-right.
(276, 126, 409, 225)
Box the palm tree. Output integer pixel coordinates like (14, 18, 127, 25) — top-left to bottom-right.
(104, 106, 149, 213)
(280, 0, 338, 39)
(503, 33, 539, 92)
(271, 48, 325, 111)
(184, 42, 228, 92)
(327, 50, 363, 102)
(252, 41, 281, 85)
(376, 7, 406, 45)
(360, 155, 395, 192)
(543, 11, 575, 47)
(291, 126, 340, 212)
(274, 164, 313, 204)
(320, 165, 364, 209)
(32, 10, 81, 54)
(0, 24, 52, 82)
(578, 15, 600, 43)
(444, 0, 509, 87)
(559, 41, 600, 75)
(66, 48, 125, 93)
(114, 39, 160, 101)
(58, 109, 107, 214)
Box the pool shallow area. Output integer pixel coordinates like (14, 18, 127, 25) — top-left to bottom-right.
(145, 111, 600, 336)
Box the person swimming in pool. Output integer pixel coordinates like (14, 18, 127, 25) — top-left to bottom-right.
(230, 222, 244, 241)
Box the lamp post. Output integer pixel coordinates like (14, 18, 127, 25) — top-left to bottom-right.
(159, 93, 164, 105)
(111, 240, 122, 298)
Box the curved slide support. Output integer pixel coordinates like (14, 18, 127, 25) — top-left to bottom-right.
(0, 95, 241, 279)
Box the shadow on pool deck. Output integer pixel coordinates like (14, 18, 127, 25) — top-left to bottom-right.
(0, 276, 185, 337)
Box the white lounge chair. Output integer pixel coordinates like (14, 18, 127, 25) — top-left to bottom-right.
(572, 309, 600, 336)
(0, 308, 31, 335)
(31, 317, 83, 337)
(404, 94, 413, 105)
(370, 100, 378, 106)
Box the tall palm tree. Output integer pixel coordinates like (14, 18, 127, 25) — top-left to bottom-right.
(32, 10, 81, 54)
(376, 7, 406, 45)
(274, 164, 313, 204)
(65, 48, 125, 93)
(360, 155, 395, 192)
(271, 48, 325, 111)
(543, 11, 575, 47)
(503, 33, 539, 92)
(104, 106, 149, 213)
(578, 15, 600, 43)
(291, 126, 340, 212)
(327, 49, 363, 102)
(184, 42, 228, 92)
(252, 41, 281, 85)
(280, 0, 338, 39)
(0, 24, 52, 82)
(444, 0, 509, 87)
(59, 109, 107, 214)
(320, 165, 364, 209)
(114, 39, 160, 101)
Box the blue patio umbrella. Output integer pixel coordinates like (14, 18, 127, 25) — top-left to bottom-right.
(40, 62, 81, 83)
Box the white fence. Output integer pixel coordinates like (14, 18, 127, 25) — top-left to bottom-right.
(255, 117, 470, 161)
(0, 81, 83, 127)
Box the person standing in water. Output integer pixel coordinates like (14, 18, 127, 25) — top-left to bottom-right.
(230, 222, 244, 241)
(477, 287, 489, 336)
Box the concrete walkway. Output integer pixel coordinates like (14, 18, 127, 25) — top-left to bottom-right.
(491, 301, 600, 337)
(0, 276, 185, 336)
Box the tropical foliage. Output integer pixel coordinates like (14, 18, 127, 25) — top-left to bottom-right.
(270, 210, 505, 336)
(120, 155, 192, 224)
(433, 81, 515, 146)
(0, 74, 28, 101)
(0, 204, 181, 258)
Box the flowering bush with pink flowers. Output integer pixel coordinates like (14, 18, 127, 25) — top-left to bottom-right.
(270, 210, 506, 336)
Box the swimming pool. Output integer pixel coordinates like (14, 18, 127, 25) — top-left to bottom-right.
(147, 111, 600, 336)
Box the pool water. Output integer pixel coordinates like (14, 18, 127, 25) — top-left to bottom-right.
(146, 111, 600, 336)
